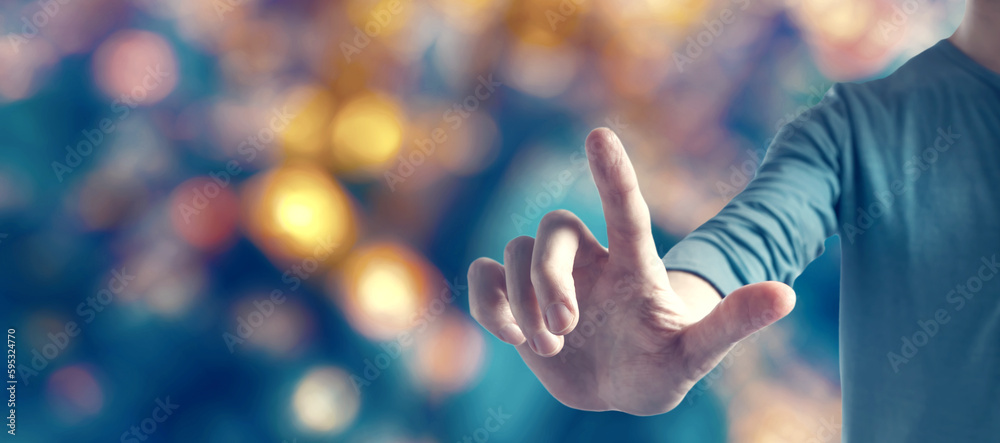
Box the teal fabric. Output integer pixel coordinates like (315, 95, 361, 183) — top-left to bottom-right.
(663, 39, 1000, 441)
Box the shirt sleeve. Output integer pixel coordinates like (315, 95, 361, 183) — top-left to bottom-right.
(662, 84, 849, 296)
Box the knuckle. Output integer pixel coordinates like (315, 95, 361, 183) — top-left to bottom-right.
(504, 235, 535, 260)
(469, 301, 489, 325)
(507, 288, 536, 315)
(615, 219, 646, 238)
(468, 293, 498, 327)
(539, 209, 576, 231)
(468, 257, 494, 282)
(529, 262, 561, 292)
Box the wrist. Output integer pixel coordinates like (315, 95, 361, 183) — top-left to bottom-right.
(666, 270, 723, 320)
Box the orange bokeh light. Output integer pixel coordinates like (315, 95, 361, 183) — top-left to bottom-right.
(170, 176, 240, 251)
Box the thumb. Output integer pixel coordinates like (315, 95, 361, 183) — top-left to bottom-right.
(682, 281, 796, 371)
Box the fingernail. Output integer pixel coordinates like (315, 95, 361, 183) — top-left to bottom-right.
(545, 303, 574, 334)
(532, 334, 560, 356)
(498, 324, 524, 345)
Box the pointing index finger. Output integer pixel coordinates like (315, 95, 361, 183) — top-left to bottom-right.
(585, 128, 657, 262)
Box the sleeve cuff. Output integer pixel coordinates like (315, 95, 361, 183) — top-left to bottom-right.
(661, 237, 746, 297)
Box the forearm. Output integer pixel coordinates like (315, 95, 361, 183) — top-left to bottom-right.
(662, 86, 845, 302)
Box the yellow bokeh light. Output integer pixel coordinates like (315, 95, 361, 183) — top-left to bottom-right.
(281, 86, 337, 158)
(334, 243, 434, 341)
(344, 0, 413, 37)
(596, 0, 714, 30)
(357, 259, 419, 318)
(330, 93, 405, 174)
(292, 367, 360, 434)
(641, 0, 715, 28)
(245, 164, 357, 261)
(276, 196, 316, 231)
(504, 0, 588, 47)
(798, 0, 874, 42)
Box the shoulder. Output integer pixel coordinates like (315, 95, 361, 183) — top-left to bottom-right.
(832, 41, 960, 113)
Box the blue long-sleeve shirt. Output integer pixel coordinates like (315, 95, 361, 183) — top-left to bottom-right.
(663, 39, 1000, 442)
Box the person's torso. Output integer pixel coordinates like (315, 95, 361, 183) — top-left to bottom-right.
(835, 40, 1000, 442)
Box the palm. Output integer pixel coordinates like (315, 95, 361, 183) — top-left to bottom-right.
(468, 128, 794, 415)
(519, 256, 690, 412)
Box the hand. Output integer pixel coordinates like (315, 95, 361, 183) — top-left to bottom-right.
(468, 128, 796, 415)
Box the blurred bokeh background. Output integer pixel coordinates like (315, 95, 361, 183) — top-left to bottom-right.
(0, 0, 965, 441)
